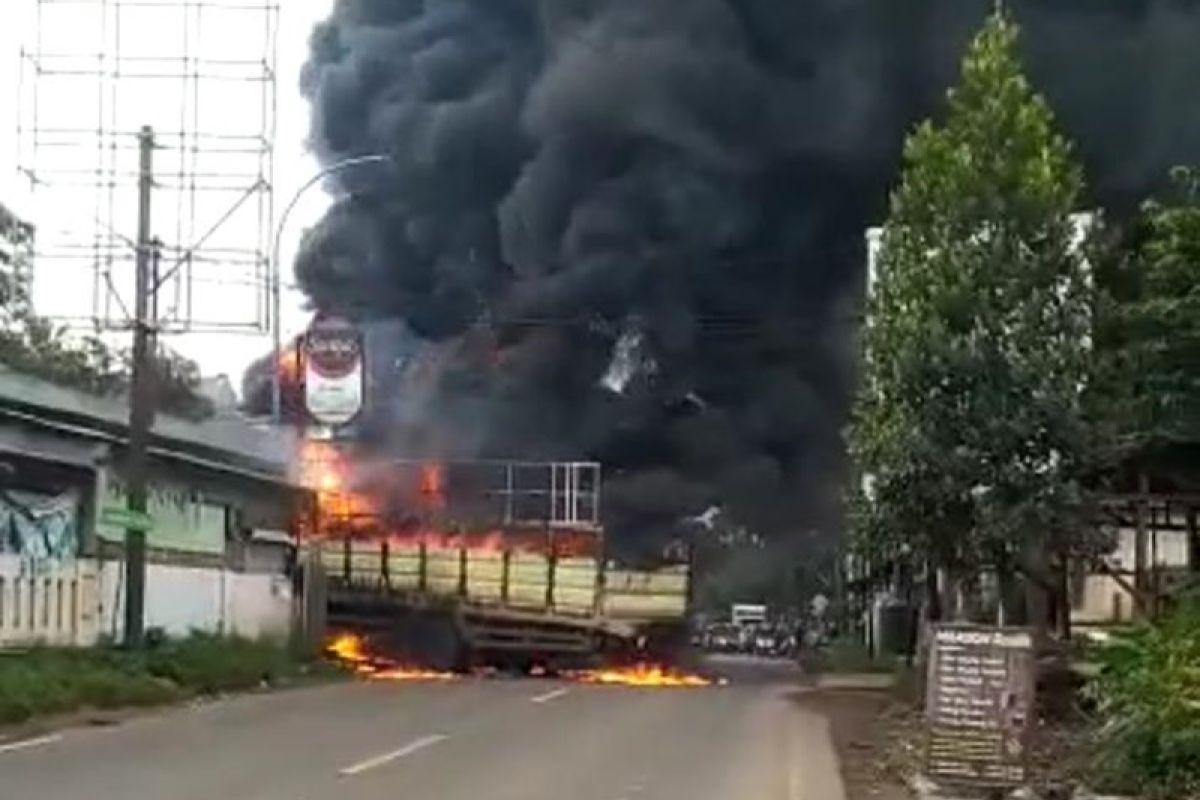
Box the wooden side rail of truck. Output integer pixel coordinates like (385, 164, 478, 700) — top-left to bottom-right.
(307, 530, 691, 670)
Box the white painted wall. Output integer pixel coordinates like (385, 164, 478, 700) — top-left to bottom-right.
(97, 560, 293, 642)
(226, 572, 293, 640)
(1107, 526, 1190, 570)
(0, 555, 291, 648)
(1072, 526, 1191, 624)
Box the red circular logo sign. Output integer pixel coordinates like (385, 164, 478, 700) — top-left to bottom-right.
(304, 317, 362, 379)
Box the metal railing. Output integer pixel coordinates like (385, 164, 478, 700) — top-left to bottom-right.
(311, 458, 602, 530)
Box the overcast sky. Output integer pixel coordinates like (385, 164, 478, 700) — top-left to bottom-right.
(0, 0, 336, 388)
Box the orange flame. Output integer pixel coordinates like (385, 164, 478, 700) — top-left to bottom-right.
(277, 345, 303, 384)
(385, 529, 511, 554)
(298, 441, 344, 492)
(326, 635, 711, 687)
(419, 464, 445, 510)
(297, 454, 603, 560)
(569, 663, 711, 688)
(298, 442, 376, 530)
(325, 633, 457, 682)
(327, 631, 369, 664)
(370, 666, 460, 682)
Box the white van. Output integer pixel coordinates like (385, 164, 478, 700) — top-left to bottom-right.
(730, 603, 767, 628)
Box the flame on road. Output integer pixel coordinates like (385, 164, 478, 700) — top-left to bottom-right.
(327, 634, 711, 688)
(369, 666, 458, 682)
(569, 663, 711, 688)
(325, 633, 457, 682)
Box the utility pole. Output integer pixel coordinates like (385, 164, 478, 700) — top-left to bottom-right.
(124, 125, 158, 647)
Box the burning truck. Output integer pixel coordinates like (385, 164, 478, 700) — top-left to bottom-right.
(295, 445, 695, 674)
(283, 316, 696, 675)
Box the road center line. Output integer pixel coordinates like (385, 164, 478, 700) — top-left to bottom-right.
(0, 734, 63, 755)
(530, 687, 570, 704)
(339, 734, 448, 777)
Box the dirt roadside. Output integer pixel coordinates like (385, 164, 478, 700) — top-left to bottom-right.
(794, 685, 919, 800)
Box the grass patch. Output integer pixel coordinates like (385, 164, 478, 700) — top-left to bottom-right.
(141, 633, 298, 694)
(0, 633, 324, 726)
(803, 636, 904, 675)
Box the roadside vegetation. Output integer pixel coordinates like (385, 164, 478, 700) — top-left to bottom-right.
(0, 633, 333, 725)
(0, 201, 212, 419)
(1087, 599, 1200, 799)
(849, 8, 1102, 636)
(801, 636, 903, 676)
(845, 9, 1200, 799)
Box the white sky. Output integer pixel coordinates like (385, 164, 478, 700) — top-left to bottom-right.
(0, 0, 337, 388)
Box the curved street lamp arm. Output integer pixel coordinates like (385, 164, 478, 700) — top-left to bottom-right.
(270, 153, 392, 423)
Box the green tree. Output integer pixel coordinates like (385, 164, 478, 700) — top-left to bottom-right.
(1, 201, 211, 419)
(848, 11, 1100, 628)
(1122, 169, 1200, 451)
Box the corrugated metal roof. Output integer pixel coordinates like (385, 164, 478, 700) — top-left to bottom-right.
(0, 366, 299, 483)
(0, 425, 107, 468)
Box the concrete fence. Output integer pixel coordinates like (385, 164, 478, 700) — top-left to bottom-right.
(0, 554, 292, 649)
(0, 554, 100, 648)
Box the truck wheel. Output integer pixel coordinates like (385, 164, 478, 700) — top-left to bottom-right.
(415, 614, 466, 673)
(382, 613, 466, 672)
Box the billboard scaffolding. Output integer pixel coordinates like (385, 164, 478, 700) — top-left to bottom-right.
(16, 0, 279, 334)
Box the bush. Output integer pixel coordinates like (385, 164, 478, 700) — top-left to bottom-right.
(0, 634, 309, 726)
(0, 649, 177, 724)
(1089, 599, 1200, 799)
(143, 632, 295, 694)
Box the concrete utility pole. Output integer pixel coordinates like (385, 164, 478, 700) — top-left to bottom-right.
(124, 125, 158, 647)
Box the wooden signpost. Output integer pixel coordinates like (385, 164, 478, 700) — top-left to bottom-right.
(925, 624, 1037, 792)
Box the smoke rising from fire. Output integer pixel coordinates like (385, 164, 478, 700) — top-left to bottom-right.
(289, 0, 1200, 556)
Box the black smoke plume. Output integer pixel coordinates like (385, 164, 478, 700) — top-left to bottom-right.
(282, 0, 1200, 558)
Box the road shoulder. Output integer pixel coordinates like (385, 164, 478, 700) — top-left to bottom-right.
(791, 682, 917, 800)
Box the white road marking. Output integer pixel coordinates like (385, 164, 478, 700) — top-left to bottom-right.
(0, 734, 62, 755)
(788, 759, 802, 800)
(530, 687, 570, 704)
(338, 734, 448, 777)
(787, 716, 802, 800)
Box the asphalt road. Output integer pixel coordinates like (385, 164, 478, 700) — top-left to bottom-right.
(0, 656, 845, 800)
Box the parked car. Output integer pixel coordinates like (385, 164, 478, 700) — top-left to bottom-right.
(751, 627, 778, 656)
(704, 623, 741, 652)
(749, 626, 795, 657)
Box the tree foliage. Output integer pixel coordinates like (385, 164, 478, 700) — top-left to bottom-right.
(848, 12, 1101, 588)
(1117, 169, 1200, 450)
(0, 202, 211, 420)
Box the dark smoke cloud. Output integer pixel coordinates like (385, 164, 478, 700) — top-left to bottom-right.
(290, 0, 1200, 556)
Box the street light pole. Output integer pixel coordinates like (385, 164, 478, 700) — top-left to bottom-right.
(270, 153, 391, 423)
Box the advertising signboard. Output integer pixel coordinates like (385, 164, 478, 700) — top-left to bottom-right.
(303, 316, 364, 427)
(925, 624, 1036, 788)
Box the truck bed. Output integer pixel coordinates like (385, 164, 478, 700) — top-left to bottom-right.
(313, 534, 690, 667)
(318, 536, 689, 622)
